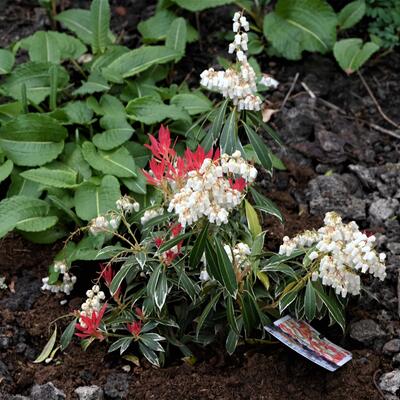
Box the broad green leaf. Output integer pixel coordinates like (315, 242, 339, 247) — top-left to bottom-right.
(263, 0, 337, 60)
(122, 172, 147, 195)
(245, 199, 262, 238)
(63, 144, 92, 180)
(333, 38, 379, 75)
(243, 122, 273, 172)
(126, 96, 190, 124)
(0, 102, 22, 123)
(7, 173, 43, 198)
(102, 46, 180, 82)
(63, 100, 94, 124)
(338, 0, 366, 30)
(214, 238, 238, 298)
(189, 222, 209, 268)
(250, 188, 283, 223)
(82, 141, 137, 178)
(0, 49, 15, 74)
(124, 142, 150, 168)
(20, 31, 87, 63)
(304, 280, 316, 320)
(220, 109, 237, 154)
(170, 93, 212, 115)
(0, 195, 52, 238)
(0, 114, 67, 166)
(138, 10, 176, 42)
(74, 175, 121, 220)
(0, 159, 13, 183)
(2, 62, 69, 104)
(60, 319, 77, 351)
(172, 0, 235, 11)
(92, 115, 134, 150)
(17, 215, 58, 232)
(48, 194, 81, 225)
(34, 326, 57, 363)
(90, 45, 129, 72)
(21, 167, 77, 188)
(73, 72, 110, 95)
(91, 0, 110, 54)
(166, 17, 187, 59)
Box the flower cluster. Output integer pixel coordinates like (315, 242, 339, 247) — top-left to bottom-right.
(279, 212, 387, 297)
(200, 12, 278, 111)
(155, 223, 183, 265)
(78, 284, 106, 328)
(224, 242, 252, 269)
(143, 127, 257, 228)
(140, 207, 164, 225)
(116, 195, 140, 214)
(41, 261, 77, 295)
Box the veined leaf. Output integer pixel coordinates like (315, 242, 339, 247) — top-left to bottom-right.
(21, 167, 77, 188)
(93, 115, 134, 150)
(0, 49, 15, 74)
(110, 261, 137, 295)
(172, 0, 235, 11)
(0, 159, 13, 183)
(166, 17, 187, 59)
(0, 114, 67, 166)
(3, 62, 69, 104)
(263, 0, 337, 60)
(34, 326, 57, 363)
(250, 188, 283, 223)
(73, 72, 110, 96)
(122, 172, 147, 195)
(91, 0, 111, 54)
(102, 46, 180, 82)
(338, 0, 366, 30)
(170, 93, 212, 115)
(74, 175, 120, 220)
(82, 141, 137, 178)
(333, 38, 379, 75)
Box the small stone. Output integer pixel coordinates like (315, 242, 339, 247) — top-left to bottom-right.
(393, 354, 400, 366)
(350, 319, 386, 346)
(30, 382, 66, 400)
(9, 396, 30, 400)
(379, 370, 400, 394)
(369, 198, 399, 224)
(0, 360, 12, 384)
(75, 385, 104, 400)
(104, 373, 129, 399)
(383, 339, 400, 355)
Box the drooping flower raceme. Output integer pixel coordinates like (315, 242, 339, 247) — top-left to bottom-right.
(279, 212, 387, 298)
(143, 126, 257, 228)
(41, 261, 77, 295)
(200, 12, 278, 111)
(78, 284, 106, 328)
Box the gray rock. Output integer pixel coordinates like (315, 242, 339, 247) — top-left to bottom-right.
(30, 382, 66, 400)
(349, 164, 377, 189)
(75, 385, 104, 400)
(388, 243, 400, 255)
(384, 339, 400, 355)
(0, 360, 12, 384)
(380, 370, 400, 394)
(369, 198, 399, 224)
(104, 373, 129, 399)
(307, 174, 366, 220)
(9, 396, 30, 400)
(350, 319, 386, 346)
(393, 354, 400, 366)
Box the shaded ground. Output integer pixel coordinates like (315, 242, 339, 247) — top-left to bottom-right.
(1, 1, 400, 399)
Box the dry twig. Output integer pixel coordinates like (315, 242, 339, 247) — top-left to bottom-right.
(280, 72, 299, 110)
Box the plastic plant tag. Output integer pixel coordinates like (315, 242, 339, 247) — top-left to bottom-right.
(265, 316, 352, 371)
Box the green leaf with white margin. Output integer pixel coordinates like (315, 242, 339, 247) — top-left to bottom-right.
(220, 109, 237, 155)
(338, 0, 366, 30)
(172, 0, 235, 12)
(0, 195, 55, 238)
(102, 46, 180, 82)
(92, 115, 134, 150)
(196, 291, 221, 337)
(250, 188, 283, 223)
(91, 0, 110, 54)
(313, 282, 345, 332)
(304, 280, 316, 320)
(126, 96, 190, 124)
(139, 342, 160, 367)
(263, 0, 337, 60)
(73, 72, 110, 96)
(21, 167, 77, 188)
(82, 141, 137, 178)
(0, 159, 13, 183)
(245, 200, 262, 239)
(214, 238, 238, 298)
(2, 62, 69, 104)
(34, 326, 57, 363)
(0, 114, 67, 166)
(170, 93, 212, 115)
(333, 38, 379, 75)
(189, 222, 209, 268)
(155, 269, 168, 311)
(74, 175, 121, 220)
(243, 122, 273, 172)
(166, 17, 187, 60)
(0, 49, 15, 74)
(110, 261, 137, 295)
(20, 32, 87, 63)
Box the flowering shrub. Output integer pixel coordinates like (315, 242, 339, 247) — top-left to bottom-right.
(50, 127, 387, 367)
